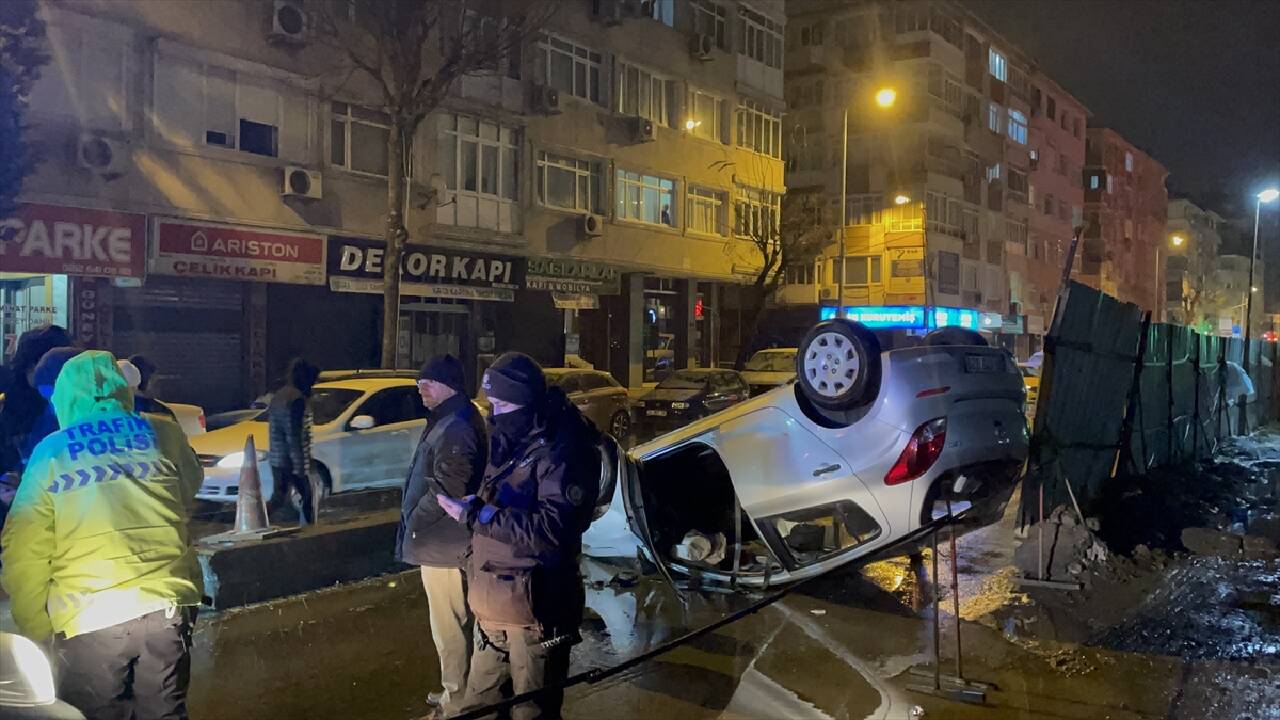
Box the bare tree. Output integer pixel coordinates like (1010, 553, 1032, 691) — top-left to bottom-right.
(732, 191, 829, 369)
(314, 0, 553, 367)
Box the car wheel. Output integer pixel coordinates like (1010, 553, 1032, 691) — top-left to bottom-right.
(796, 319, 881, 411)
(312, 463, 333, 500)
(609, 410, 631, 441)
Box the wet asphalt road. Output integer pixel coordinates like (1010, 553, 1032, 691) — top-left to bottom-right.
(186, 501, 1280, 720)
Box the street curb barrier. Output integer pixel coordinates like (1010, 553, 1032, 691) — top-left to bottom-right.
(196, 509, 401, 609)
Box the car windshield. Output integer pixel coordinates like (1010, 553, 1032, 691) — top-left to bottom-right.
(657, 371, 711, 390)
(745, 352, 795, 372)
(309, 388, 363, 425)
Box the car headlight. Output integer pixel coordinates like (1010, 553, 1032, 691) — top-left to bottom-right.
(636, 401, 646, 409)
(671, 402, 689, 410)
(216, 450, 266, 469)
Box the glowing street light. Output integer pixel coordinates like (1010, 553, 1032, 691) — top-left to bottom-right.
(1170, 234, 1186, 247)
(1259, 188, 1280, 203)
(875, 87, 897, 109)
(684, 119, 702, 131)
(894, 194, 911, 205)
(1244, 187, 1280, 372)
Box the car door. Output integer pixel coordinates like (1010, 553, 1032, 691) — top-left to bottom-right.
(703, 373, 741, 415)
(344, 386, 427, 489)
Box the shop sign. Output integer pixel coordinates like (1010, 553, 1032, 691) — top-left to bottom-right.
(0, 203, 146, 278)
(979, 312, 1004, 330)
(152, 218, 325, 285)
(1001, 315, 1025, 334)
(818, 305, 979, 331)
(551, 292, 600, 310)
(71, 277, 113, 350)
(327, 236, 523, 303)
(527, 257, 620, 295)
(1027, 315, 1045, 336)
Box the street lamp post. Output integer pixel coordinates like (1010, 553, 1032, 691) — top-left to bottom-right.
(836, 88, 896, 320)
(1244, 187, 1279, 376)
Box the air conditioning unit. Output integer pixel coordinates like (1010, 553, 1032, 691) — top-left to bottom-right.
(532, 84, 562, 115)
(580, 213, 605, 237)
(76, 133, 128, 179)
(819, 287, 835, 300)
(268, 0, 307, 44)
(282, 166, 322, 200)
(689, 34, 714, 60)
(628, 116, 656, 143)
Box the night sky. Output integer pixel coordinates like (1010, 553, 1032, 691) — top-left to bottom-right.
(964, 0, 1280, 213)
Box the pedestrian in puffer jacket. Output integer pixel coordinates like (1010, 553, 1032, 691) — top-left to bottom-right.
(1, 350, 203, 720)
(267, 358, 319, 525)
(438, 352, 601, 720)
(395, 354, 487, 716)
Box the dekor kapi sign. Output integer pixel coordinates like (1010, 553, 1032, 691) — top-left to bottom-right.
(327, 236, 524, 302)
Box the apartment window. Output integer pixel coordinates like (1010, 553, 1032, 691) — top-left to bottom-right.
(1008, 219, 1029, 248)
(961, 208, 980, 242)
(1045, 95, 1057, 120)
(436, 114, 519, 232)
(796, 21, 824, 46)
(539, 35, 602, 103)
(687, 187, 727, 236)
(618, 61, 675, 127)
(739, 5, 784, 69)
(927, 65, 964, 115)
(1007, 109, 1028, 144)
(735, 186, 781, 240)
(1060, 111, 1069, 131)
(616, 170, 675, 227)
(785, 263, 816, 285)
(154, 56, 308, 160)
(846, 194, 882, 226)
(692, 0, 728, 50)
(986, 162, 1002, 183)
(647, 0, 675, 27)
(987, 102, 1002, 134)
(736, 99, 782, 158)
(929, 9, 964, 48)
(1008, 168, 1028, 201)
(1073, 117, 1083, 138)
(1107, 175, 1114, 194)
(894, 5, 929, 33)
(1058, 152, 1069, 176)
(687, 89, 727, 142)
(1088, 173, 1101, 190)
(330, 102, 390, 176)
(842, 256, 882, 286)
(1029, 148, 1039, 170)
(988, 48, 1007, 82)
(1043, 193, 1055, 216)
(1124, 151, 1134, 172)
(536, 151, 600, 212)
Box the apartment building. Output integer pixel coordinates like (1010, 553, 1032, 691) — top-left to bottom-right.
(780, 0, 1040, 359)
(1165, 198, 1225, 330)
(1024, 71, 1087, 351)
(1082, 127, 1170, 319)
(1, 0, 786, 408)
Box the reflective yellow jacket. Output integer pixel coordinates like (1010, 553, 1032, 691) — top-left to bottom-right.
(1, 351, 203, 640)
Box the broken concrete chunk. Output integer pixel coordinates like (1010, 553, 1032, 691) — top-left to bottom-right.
(1181, 527, 1244, 557)
(1242, 535, 1279, 561)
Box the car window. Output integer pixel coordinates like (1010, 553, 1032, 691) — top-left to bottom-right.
(657, 371, 711, 390)
(309, 388, 363, 426)
(578, 373, 610, 392)
(745, 351, 795, 372)
(355, 387, 424, 427)
(555, 374, 582, 393)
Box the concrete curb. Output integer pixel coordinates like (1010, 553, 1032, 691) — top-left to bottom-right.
(196, 509, 402, 609)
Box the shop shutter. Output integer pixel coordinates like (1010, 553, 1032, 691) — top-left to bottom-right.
(114, 329, 243, 413)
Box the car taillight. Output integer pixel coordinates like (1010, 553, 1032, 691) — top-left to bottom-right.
(884, 418, 947, 486)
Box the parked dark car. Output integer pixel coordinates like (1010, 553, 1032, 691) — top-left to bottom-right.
(636, 369, 750, 437)
(476, 368, 634, 441)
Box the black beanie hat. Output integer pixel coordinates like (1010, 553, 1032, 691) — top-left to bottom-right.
(32, 347, 85, 389)
(482, 352, 546, 407)
(418, 354, 466, 394)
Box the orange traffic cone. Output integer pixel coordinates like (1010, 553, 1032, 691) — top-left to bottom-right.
(233, 435, 270, 534)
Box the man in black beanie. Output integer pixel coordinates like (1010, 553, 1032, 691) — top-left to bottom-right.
(396, 354, 486, 717)
(438, 352, 601, 720)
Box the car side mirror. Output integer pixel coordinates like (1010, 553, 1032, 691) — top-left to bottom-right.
(350, 415, 376, 430)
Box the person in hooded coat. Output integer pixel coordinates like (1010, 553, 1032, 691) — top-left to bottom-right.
(1, 350, 203, 720)
(266, 358, 320, 525)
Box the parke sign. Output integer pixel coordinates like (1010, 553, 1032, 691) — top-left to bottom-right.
(0, 203, 147, 278)
(327, 237, 523, 302)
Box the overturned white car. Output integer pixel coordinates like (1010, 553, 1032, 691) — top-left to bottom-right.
(585, 318, 1029, 587)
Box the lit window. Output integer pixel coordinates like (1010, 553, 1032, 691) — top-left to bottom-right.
(331, 102, 390, 177)
(687, 186, 727, 236)
(1088, 174, 1100, 190)
(536, 151, 600, 213)
(1007, 109, 1027, 144)
(986, 163, 1002, 183)
(988, 48, 1007, 82)
(616, 170, 676, 227)
(687, 88, 726, 142)
(736, 99, 782, 158)
(987, 102, 1002, 134)
(1124, 151, 1134, 172)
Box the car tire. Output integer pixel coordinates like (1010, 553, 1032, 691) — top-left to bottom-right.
(313, 463, 333, 500)
(796, 319, 881, 411)
(609, 410, 631, 441)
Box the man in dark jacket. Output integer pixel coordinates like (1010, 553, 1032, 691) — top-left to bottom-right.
(266, 358, 319, 525)
(395, 354, 486, 716)
(126, 354, 179, 420)
(438, 353, 600, 720)
(0, 325, 74, 478)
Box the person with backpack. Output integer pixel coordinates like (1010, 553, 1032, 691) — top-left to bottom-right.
(437, 352, 601, 720)
(395, 354, 487, 716)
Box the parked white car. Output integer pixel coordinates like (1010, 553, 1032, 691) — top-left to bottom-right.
(584, 319, 1029, 587)
(189, 377, 428, 502)
(740, 348, 798, 395)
